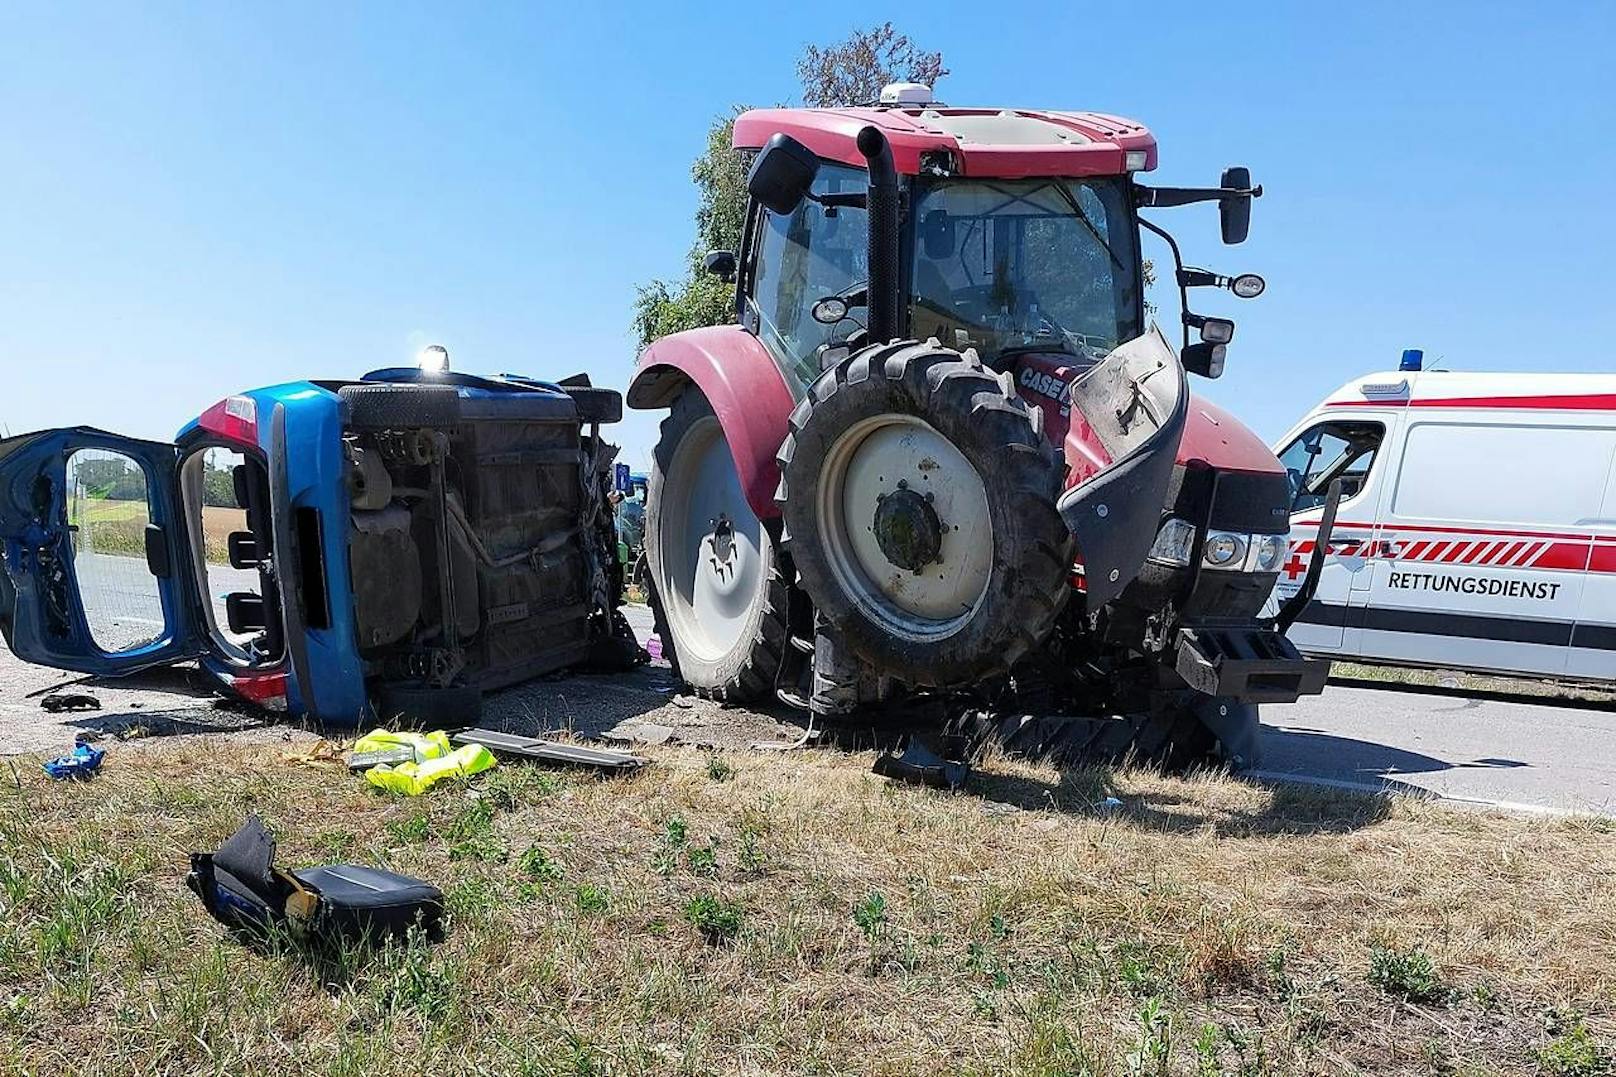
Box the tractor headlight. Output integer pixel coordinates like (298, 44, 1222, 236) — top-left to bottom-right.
(1202, 531, 1246, 568)
(1147, 518, 1196, 567)
(1253, 533, 1287, 573)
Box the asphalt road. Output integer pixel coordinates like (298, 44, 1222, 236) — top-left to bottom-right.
(1259, 682, 1616, 815)
(3, 595, 1613, 815)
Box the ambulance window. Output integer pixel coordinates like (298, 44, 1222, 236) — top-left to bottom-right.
(1393, 422, 1616, 527)
(1278, 421, 1385, 512)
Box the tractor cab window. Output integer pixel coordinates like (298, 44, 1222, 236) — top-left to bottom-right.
(909, 177, 1142, 368)
(1278, 420, 1385, 512)
(749, 163, 869, 392)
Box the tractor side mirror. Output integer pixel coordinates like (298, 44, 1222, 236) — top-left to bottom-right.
(747, 133, 820, 215)
(1220, 166, 1255, 245)
(1182, 341, 1226, 378)
(703, 250, 736, 283)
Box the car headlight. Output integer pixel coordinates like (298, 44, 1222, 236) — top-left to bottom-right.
(1253, 533, 1287, 573)
(1203, 531, 1246, 568)
(1147, 518, 1196, 567)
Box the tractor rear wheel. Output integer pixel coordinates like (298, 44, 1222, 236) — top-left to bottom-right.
(645, 390, 789, 702)
(777, 339, 1073, 687)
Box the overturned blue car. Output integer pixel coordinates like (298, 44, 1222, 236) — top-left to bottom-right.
(0, 351, 637, 725)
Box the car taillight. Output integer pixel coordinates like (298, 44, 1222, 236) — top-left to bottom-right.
(197, 395, 259, 447)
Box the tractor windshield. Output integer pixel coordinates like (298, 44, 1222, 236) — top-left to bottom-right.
(908, 177, 1142, 366)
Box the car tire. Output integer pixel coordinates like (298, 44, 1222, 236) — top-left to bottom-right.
(562, 386, 623, 424)
(339, 384, 462, 429)
(372, 683, 483, 727)
(644, 390, 789, 702)
(776, 338, 1073, 688)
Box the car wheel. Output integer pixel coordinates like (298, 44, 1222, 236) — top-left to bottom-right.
(339, 384, 462, 429)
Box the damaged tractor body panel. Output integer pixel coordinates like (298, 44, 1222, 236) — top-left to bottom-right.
(1052, 327, 1189, 609)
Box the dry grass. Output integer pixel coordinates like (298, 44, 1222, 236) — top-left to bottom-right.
(1332, 661, 1616, 707)
(1, 739, 1613, 1075)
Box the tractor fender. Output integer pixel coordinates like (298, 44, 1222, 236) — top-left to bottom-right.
(1056, 326, 1189, 609)
(627, 326, 795, 520)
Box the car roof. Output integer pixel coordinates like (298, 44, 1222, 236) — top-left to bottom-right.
(732, 106, 1156, 179)
(1322, 370, 1616, 412)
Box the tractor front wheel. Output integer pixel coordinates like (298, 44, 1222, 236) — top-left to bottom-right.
(644, 391, 789, 702)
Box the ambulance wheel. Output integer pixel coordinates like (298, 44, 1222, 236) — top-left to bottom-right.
(339, 384, 462, 430)
(776, 339, 1073, 687)
(645, 390, 789, 702)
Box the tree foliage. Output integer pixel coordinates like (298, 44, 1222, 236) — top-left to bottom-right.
(633, 25, 945, 350)
(794, 22, 947, 109)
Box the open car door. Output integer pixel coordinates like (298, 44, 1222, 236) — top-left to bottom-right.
(0, 427, 208, 675)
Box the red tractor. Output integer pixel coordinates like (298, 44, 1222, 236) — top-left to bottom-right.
(629, 85, 1331, 769)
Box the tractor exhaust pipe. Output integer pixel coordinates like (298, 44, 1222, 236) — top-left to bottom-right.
(858, 126, 902, 344)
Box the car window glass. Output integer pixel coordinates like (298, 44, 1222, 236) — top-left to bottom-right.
(1278, 421, 1385, 511)
(188, 446, 265, 655)
(66, 448, 165, 653)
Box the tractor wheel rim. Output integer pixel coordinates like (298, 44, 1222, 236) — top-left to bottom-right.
(817, 414, 992, 642)
(659, 416, 764, 662)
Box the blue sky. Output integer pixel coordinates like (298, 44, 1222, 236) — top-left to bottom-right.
(2, 2, 1612, 469)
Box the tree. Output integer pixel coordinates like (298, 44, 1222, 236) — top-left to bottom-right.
(795, 23, 947, 109)
(633, 25, 945, 349)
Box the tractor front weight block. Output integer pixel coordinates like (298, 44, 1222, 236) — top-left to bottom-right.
(1173, 625, 1330, 705)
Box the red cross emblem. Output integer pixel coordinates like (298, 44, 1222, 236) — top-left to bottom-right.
(1282, 553, 1309, 581)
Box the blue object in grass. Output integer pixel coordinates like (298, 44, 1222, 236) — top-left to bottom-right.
(42, 742, 105, 781)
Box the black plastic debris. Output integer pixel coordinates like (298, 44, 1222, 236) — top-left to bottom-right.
(453, 728, 647, 771)
(187, 815, 443, 943)
(40, 692, 100, 714)
(872, 735, 972, 790)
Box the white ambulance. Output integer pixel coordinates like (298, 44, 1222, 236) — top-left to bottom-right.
(1272, 363, 1616, 682)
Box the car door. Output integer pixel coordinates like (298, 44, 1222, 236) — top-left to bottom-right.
(0, 426, 207, 674)
(1271, 413, 1395, 653)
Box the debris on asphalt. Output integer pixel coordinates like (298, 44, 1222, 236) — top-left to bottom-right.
(603, 721, 676, 747)
(187, 815, 444, 943)
(42, 742, 105, 781)
(348, 728, 496, 795)
(872, 735, 972, 790)
(39, 692, 101, 714)
(452, 728, 647, 771)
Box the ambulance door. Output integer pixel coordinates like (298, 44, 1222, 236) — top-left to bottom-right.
(1566, 438, 1616, 681)
(1364, 415, 1606, 678)
(1273, 411, 1396, 654)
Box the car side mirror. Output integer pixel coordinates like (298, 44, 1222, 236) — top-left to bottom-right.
(1220, 166, 1254, 245)
(703, 250, 736, 283)
(747, 133, 820, 215)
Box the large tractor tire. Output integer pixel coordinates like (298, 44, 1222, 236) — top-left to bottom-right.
(645, 390, 790, 702)
(777, 339, 1073, 687)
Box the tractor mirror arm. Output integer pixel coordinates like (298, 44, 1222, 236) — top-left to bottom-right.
(1133, 183, 1263, 209)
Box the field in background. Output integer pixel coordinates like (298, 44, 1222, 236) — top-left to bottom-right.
(1, 740, 1610, 1074)
(71, 498, 245, 566)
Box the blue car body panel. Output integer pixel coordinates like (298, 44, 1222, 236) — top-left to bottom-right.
(0, 367, 600, 727)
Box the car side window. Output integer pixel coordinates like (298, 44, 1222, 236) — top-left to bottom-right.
(748, 163, 869, 392)
(1278, 420, 1386, 512)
